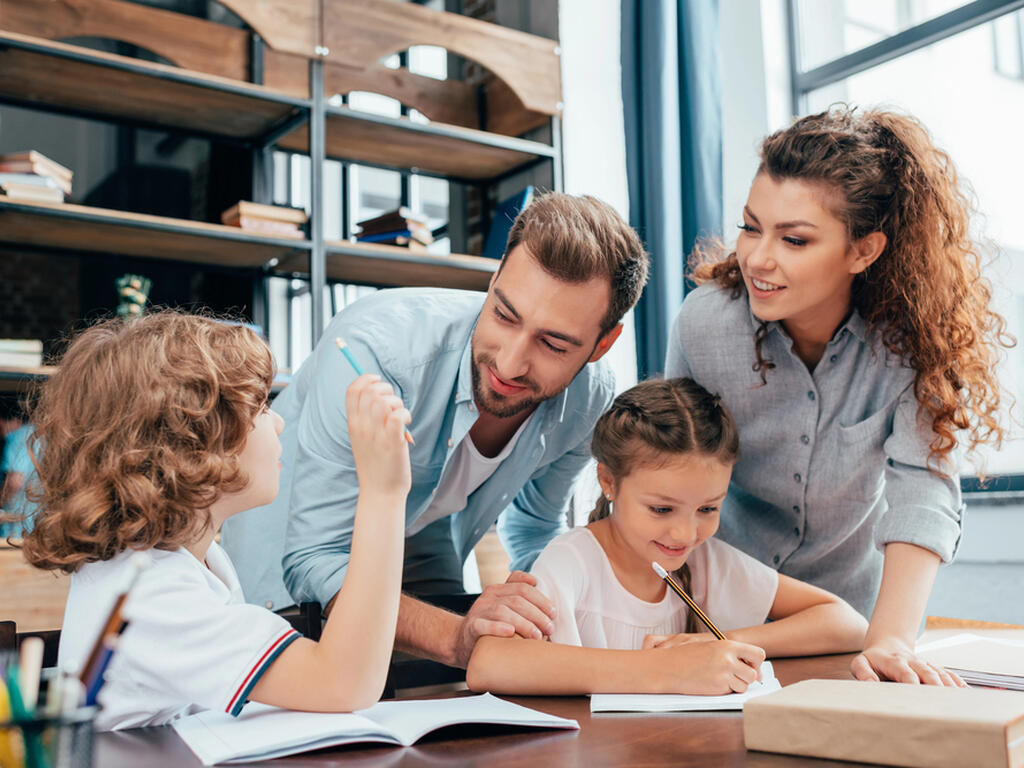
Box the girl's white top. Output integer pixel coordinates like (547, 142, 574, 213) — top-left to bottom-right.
(530, 527, 779, 649)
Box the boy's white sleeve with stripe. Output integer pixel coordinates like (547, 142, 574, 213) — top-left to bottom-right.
(115, 559, 301, 720)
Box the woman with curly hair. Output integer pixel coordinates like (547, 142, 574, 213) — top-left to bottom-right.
(19, 311, 412, 729)
(666, 106, 1011, 686)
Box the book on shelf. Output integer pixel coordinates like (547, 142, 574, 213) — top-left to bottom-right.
(220, 201, 308, 226)
(743, 678, 1024, 768)
(0, 173, 64, 192)
(0, 150, 73, 195)
(355, 206, 428, 237)
(356, 228, 433, 246)
(482, 186, 534, 260)
(0, 340, 44, 368)
(225, 215, 305, 239)
(0, 181, 64, 203)
(171, 692, 578, 765)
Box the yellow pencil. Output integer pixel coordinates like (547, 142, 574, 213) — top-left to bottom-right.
(651, 561, 726, 640)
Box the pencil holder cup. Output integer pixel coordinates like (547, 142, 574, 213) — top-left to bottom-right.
(0, 707, 95, 768)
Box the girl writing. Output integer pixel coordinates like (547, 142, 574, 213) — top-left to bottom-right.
(467, 377, 868, 695)
(20, 311, 411, 729)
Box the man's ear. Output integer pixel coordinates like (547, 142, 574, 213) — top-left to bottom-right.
(850, 231, 887, 275)
(589, 323, 623, 363)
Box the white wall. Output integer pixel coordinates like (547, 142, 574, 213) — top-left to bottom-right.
(558, 0, 638, 394)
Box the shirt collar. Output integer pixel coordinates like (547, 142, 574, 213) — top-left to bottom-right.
(455, 335, 475, 405)
(745, 300, 869, 345)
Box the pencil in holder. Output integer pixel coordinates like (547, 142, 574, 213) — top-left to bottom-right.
(0, 676, 96, 768)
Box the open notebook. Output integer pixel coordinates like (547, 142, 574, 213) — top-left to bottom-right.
(917, 633, 1024, 690)
(172, 693, 578, 765)
(590, 661, 779, 712)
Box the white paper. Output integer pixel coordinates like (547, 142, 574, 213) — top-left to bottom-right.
(916, 633, 1024, 690)
(590, 661, 780, 712)
(172, 693, 578, 765)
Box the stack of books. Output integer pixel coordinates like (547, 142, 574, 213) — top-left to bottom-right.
(220, 201, 307, 239)
(0, 150, 72, 203)
(0, 339, 43, 369)
(355, 207, 433, 250)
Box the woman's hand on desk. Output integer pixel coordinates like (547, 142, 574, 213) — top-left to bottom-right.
(851, 637, 966, 687)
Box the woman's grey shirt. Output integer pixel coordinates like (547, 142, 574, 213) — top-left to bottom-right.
(665, 283, 962, 616)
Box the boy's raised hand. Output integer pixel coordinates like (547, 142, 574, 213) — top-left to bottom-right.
(346, 374, 412, 497)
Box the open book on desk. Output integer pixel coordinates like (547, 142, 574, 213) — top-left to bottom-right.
(173, 692, 578, 765)
(590, 661, 779, 712)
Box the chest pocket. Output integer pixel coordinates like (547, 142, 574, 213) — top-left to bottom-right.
(835, 407, 893, 503)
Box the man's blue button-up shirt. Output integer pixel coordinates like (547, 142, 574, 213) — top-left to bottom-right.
(223, 288, 616, 610)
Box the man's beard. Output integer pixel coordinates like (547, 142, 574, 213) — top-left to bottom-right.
(471, 352, 548, 418)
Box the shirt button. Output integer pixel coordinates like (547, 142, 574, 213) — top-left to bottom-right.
(793, 505, 800, 514)
(773, 555, 780, 565)
(468, 403, 475, 412)
(800, 434, 810, 445)
(793, 527, 800, 537)
(794, 473, 802, 483)
(264, 600, 274, 610)
(829, 354, 838, 363)
(807, 391, 816, 401)
(447, 438, 454, 448)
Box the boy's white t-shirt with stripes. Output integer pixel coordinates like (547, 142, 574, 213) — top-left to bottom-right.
(59, 542, 300, 731)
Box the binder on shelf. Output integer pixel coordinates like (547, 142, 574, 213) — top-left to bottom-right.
(482, 186, 534, 260)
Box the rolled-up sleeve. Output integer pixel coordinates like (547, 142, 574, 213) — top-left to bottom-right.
(873, 386, 963, 562)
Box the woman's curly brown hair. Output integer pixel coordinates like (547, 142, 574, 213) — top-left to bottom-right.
(691, 106, 1013, 471)
(18, 311, 274, 573)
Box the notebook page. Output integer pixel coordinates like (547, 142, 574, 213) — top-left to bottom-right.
(916, 633, 1024, 677)
(361, 693, 579, 744)
(172, 704, 393, 765)
(590, 661, 779, 712)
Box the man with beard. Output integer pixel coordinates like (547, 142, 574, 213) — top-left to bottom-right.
(223, 193, 649, 669)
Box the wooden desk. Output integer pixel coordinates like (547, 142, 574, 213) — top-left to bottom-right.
(94, 653, 881, 767)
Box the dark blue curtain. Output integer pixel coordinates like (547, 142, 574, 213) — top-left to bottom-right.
(623, 0, 722, 379)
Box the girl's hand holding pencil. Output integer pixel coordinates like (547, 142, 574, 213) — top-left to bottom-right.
(346, 373, 412, 497)
(652, 639, 767, 695)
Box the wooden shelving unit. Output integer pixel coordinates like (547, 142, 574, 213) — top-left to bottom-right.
(277, 106, 557, 180)
(276, 240, 498, 291)
(0, 0, 563, 342)
(0, 198, 309, 268)
(0, 31, 308, 144)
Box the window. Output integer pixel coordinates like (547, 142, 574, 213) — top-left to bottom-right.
(787, 0, 1024, 478)
(266, 41, 453, 374)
